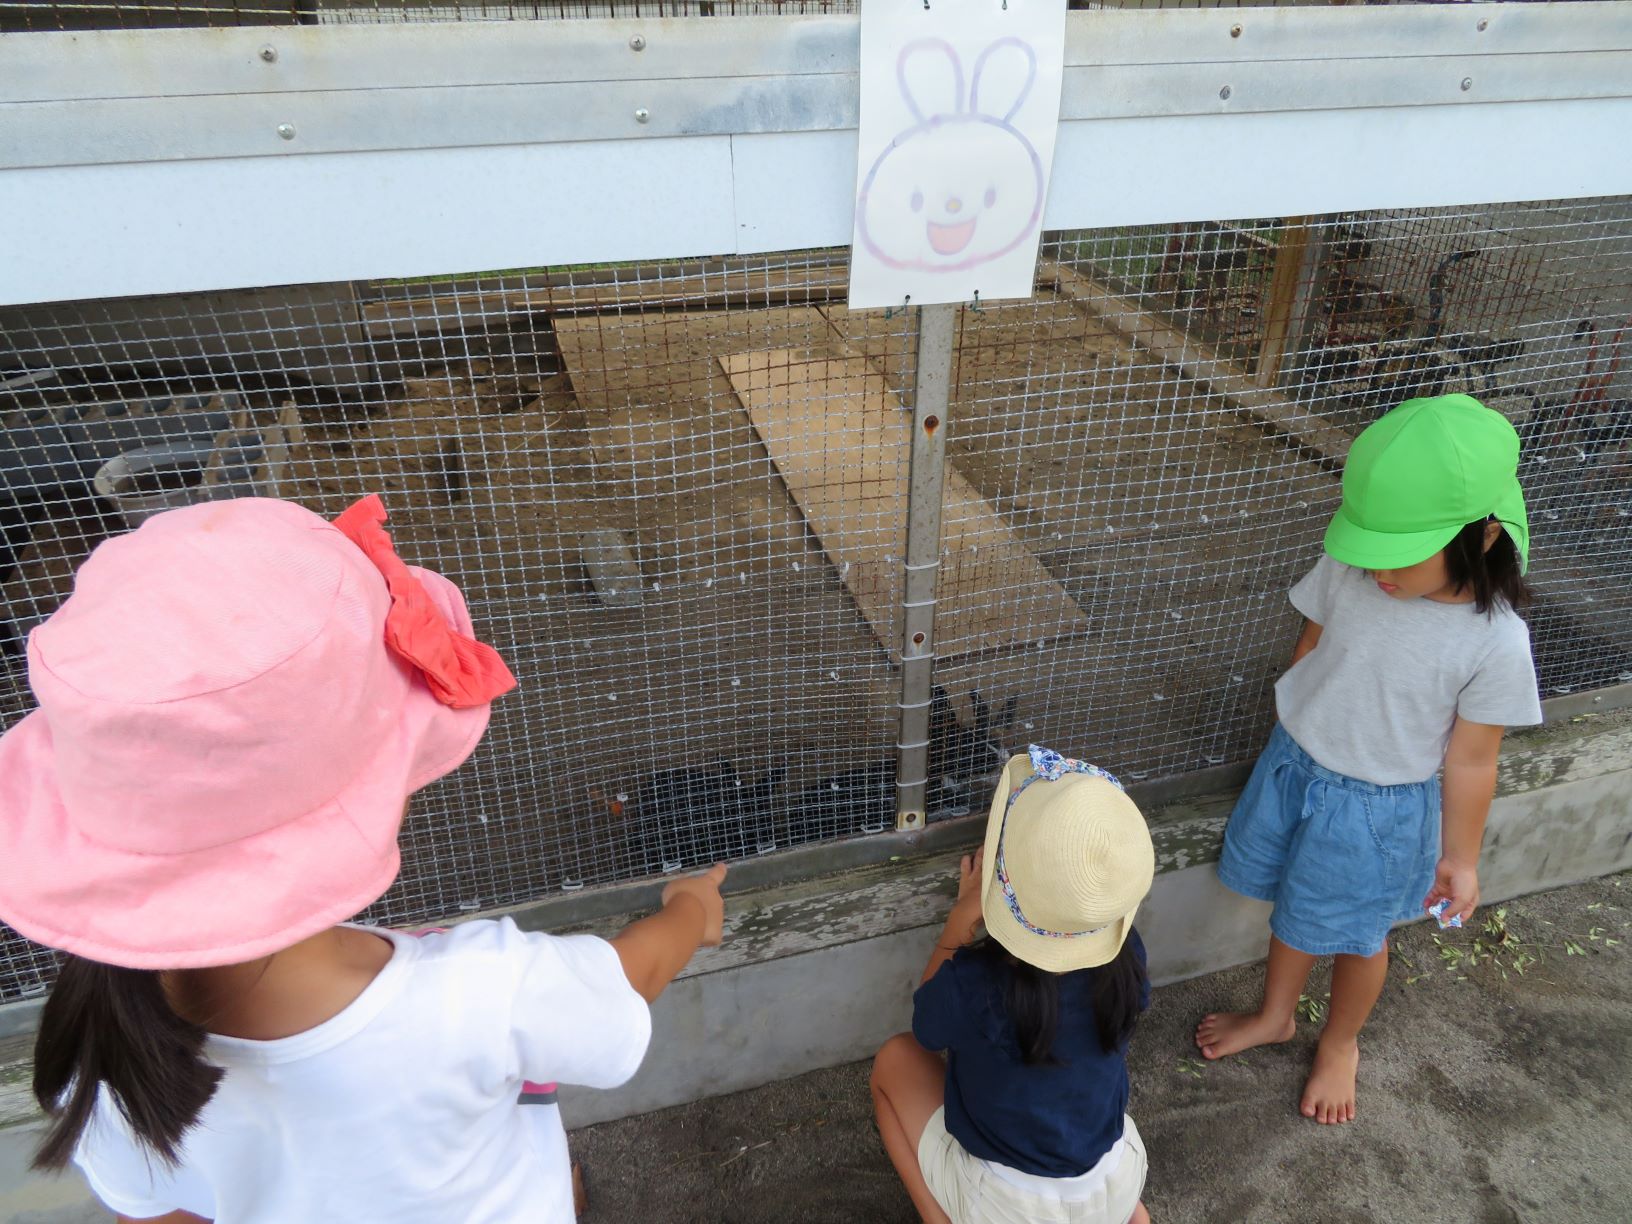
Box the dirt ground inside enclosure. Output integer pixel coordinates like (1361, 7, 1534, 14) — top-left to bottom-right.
(0, 290, 1347, 900)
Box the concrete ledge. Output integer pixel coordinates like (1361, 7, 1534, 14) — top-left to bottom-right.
(3, 705, 1630, 1136)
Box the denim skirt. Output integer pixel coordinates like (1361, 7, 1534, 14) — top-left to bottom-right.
(1217, 723, 1441, 957)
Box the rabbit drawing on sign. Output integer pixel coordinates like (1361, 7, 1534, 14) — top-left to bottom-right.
(856, 37, 1046, 274)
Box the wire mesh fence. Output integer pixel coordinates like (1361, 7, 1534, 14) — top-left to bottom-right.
(1053, 200, 1632, 699)
(3, 197, 1630, 1003)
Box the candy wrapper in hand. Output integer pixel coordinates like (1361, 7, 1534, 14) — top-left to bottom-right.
(1427, 898, 1463, 930)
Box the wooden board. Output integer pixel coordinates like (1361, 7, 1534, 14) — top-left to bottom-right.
(721, 351, 1089, 661)
(362, 264, 850, 339)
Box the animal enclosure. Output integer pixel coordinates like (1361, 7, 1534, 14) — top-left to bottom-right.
(3, 198, 1630, 1005)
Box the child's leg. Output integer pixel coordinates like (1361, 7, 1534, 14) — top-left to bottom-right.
(870, 1033, 953, 1224)
(1129, 1203, 1151, 1224)
(1195, 935, 1314, 1059)
(1302, 941, 1388, 1124)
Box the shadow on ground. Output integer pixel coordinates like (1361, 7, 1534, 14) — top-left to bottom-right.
(572, 872, 1632, 1224)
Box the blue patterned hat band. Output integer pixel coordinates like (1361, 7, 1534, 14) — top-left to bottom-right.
(1026, 744, 1124, 790)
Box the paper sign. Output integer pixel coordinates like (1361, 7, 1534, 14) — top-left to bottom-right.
(848, 0, 1069, 311)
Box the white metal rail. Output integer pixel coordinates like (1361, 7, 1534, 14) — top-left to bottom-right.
(2, 4, 1631, 301)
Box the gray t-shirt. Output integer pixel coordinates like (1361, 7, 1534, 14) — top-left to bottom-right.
(1274, 555, 1543, 785)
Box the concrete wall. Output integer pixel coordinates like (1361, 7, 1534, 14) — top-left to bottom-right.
(555, 705, 1632, 1127)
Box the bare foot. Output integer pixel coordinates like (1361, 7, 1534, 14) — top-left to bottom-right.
(1301, 1036, 1359, 1124)
(1195, 1011, 1296, 1060)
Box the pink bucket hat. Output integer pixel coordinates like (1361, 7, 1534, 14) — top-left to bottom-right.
(0, 495, 515, 970)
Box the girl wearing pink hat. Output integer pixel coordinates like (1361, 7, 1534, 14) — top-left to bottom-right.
(0, 495, 726, 1223)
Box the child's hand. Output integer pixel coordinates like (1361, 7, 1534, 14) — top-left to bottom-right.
(1423, 858, 1480, 927)
(921, 850, 986, 982)
(955, 848, 984, 908)
(944, 848, 985, 945)
(615, 865, 728, 1002)
(662, 864, 728, 948)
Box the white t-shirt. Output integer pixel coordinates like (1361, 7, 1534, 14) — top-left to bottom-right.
(74, 920, 650, 1224)
(1275, 555, 1543, 785)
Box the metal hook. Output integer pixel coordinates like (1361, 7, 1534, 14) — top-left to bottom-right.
(885, 294, 913, 320)
(970, 290, 985, 314)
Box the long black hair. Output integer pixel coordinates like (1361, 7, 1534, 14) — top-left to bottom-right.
(1444, 517, 1530, 616)
(31, 956, 222, 1171)
(970, 935, 1148, 1066)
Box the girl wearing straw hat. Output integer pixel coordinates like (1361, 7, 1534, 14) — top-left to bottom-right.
(1196, 394, 1542, 1125)
(0, 495, 727, 1223)
(872, 746, 1156, 1224)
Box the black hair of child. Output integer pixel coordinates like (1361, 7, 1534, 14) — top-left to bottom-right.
(1444, 517, 1531, 616)
(31, 955, 222, 1171)
(968, 936, 1149, 1066)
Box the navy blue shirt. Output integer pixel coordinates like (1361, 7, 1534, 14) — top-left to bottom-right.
(911, 931, 1149, 1178)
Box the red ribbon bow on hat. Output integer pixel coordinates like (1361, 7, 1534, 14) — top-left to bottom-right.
(333, 495, 516, 709)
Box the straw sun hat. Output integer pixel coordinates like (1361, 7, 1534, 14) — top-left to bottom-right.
(980, 746, 1155, 974)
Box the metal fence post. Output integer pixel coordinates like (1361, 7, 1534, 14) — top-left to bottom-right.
(896, 303, 958, 831)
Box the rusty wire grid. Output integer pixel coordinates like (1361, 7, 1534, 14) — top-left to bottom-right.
(1, 0, 851, 33)
(3, 198, 1631, 1002)
(1, 0, 1576, 34)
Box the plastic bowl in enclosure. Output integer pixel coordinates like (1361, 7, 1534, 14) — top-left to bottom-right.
(93, 431, 268, 528)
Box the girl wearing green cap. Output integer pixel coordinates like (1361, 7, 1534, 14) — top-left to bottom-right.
(1194, 394, 1542, 1125)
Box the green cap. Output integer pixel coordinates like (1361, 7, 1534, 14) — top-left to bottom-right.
(1324, 393, 1530, 574)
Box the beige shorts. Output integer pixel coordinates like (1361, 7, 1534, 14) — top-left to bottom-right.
(917, 1108, 1147, 1224)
